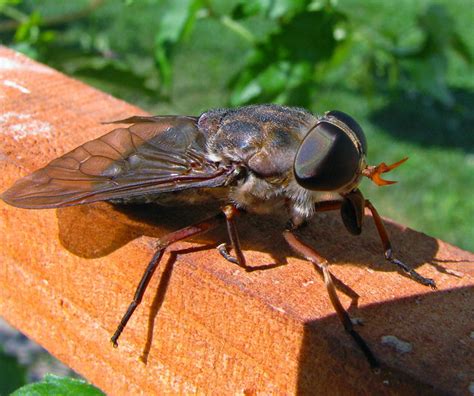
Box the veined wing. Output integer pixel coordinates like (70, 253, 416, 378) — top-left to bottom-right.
(1, 115, 234, 208)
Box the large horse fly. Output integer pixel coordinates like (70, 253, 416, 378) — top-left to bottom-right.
(1, 104, 436, 369)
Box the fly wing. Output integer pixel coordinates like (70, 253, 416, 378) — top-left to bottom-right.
(2, 115, 234, 208)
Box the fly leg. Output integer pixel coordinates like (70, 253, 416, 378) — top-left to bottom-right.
(365, 200, 436, 289)
(283, 229, 379, 369)
(315, 199, 436, 288)
(217, 204, 248, 270)
(111, 213, 226, 347)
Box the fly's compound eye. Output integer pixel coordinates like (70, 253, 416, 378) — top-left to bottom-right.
(294, 114, 365, 191)
(325, 110, 367, 155)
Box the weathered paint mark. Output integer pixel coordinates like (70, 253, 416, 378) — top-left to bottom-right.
(0, 112, 53, 141)
(3, 79, 31, 94)
(0, 56, 52, 74)
(302, 279, 315, 287)
(269, 304, 287, 314)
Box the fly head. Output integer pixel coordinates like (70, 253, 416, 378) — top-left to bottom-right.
(294, 111, 366, 192)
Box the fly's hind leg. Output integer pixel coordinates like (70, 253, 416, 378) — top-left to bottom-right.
(111, 212, 226, 347)
(283, 229, 379, 369)
(217, 204, 249, 270)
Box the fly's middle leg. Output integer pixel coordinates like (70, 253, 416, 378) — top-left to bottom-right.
(283, 229, 379, 370)
(217, 204, 249, 270)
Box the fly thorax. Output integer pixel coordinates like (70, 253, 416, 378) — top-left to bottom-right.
(230, 173, 285, 214)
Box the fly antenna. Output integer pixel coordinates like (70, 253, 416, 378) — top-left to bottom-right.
(362, 157, 408, 186)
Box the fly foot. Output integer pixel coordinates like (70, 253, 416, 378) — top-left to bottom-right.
(217, 243, 249, 271)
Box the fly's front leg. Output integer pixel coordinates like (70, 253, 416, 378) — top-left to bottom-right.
(365, 200, 436, 289)
(217, 204, 249, 270)
(111, 212, 226, 347)
(283, 229, 379, 369)
(315, 197, 436, 288)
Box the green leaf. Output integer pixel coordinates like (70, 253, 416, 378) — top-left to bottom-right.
(0, 0, 20, 8)
(155, 0, 201, 44)
(12, 374, 104, 396)
(0, 348, 26, 395)
(0, 1, 23, 18)
(14, 10, 42, 43)
(153, 44, 173, 93)
(450, 33, 472, 64)
(10, 41, 39, 59)
(219, 15, 256, 43)
(235, 0, 307, 20)
(229, 7, 346, 105)
(154, 0, 202, 90)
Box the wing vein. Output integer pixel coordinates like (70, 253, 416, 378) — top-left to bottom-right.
(98, 135, 127, 160)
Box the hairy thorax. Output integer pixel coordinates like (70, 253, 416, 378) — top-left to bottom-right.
(228, 171, 341, 224)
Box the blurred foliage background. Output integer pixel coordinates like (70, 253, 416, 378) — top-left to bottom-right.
(0, 0, 473, 391)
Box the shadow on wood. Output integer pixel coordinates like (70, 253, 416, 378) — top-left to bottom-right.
(56, 200, 443, 275)
(298, 285, 474, 395)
